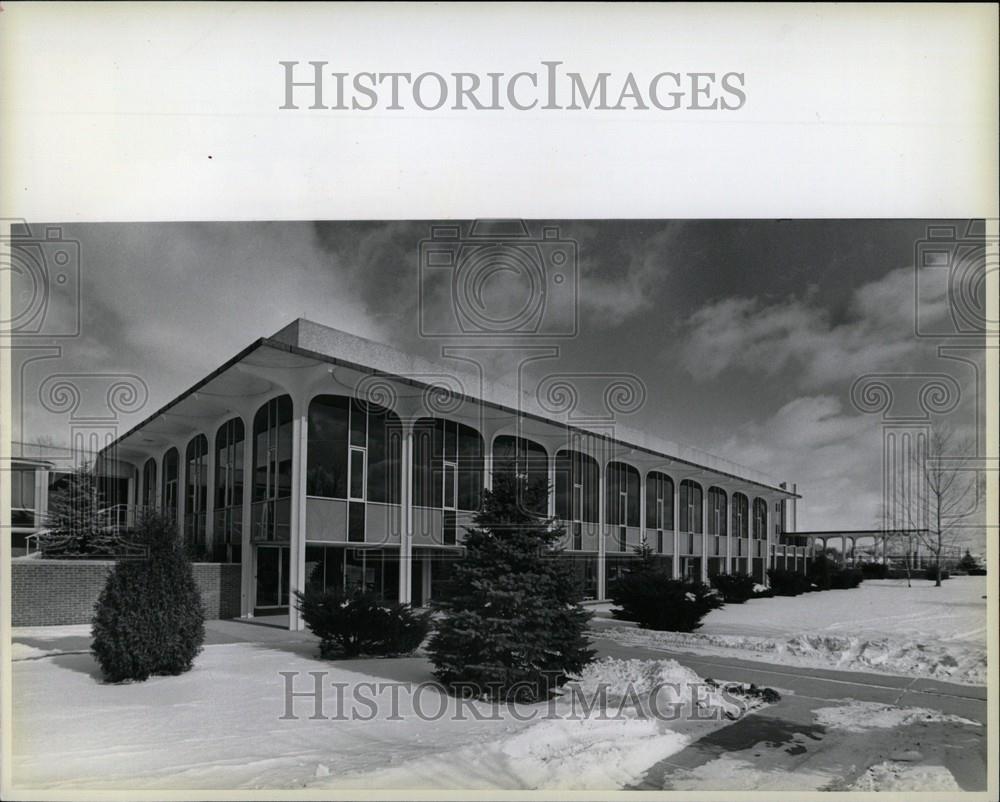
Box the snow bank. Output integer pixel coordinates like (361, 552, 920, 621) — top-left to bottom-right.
(813, 700, 981, 733)
(317, 658, 773, 791)
(851, 761, 961, 791)
(663, 754, 835, 791)
(596, 625, 988, 685)
(320, 714, 689, 790)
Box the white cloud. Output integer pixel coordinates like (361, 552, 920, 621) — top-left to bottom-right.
(709, 395, 885, 530)
(679, 266, 950, 387)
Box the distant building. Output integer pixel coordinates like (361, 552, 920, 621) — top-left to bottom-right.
(8, 441, 129, 556)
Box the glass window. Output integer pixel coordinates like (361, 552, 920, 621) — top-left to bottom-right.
(645, 471, 674, 530)
(457, 424, 483, 511)
(348, 500, 365, 542)
(708, 487, 727, 536)
(367, 403, 402, 504)
(11, 466, 35, 511)
(349, 399, 367, 446)
(185, 434, 209, 553)
(753, 497, 768, 540)
(349, 448, 366, 500)
(252, 395, 293, 542)
(679, 480, 703, 534)
(556, 449, 599, 523)
(493, 435, 548, 515)
(213, 417, 245, 561)
(731, 493, 749, 539)
(161, 447, 179, 519)
(606, 462, 639, 527)
(308, 395, 349, 498)
(443, 463, 456, 509)
(414, 418, 483, 512)
(142, 458, 157, 509)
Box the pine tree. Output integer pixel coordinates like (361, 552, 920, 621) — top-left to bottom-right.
(427, 472, 595, 703)
(41, 463, 119, 557)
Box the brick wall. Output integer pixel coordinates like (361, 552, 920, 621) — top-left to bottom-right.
(11, 559, 242, 627)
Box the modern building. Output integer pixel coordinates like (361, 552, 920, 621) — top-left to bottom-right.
(8, 441, 129, 556)
(96, 319, 806, 630)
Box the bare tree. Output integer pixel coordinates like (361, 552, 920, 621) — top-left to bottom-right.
(873, 504, 914, 587)
(894, 426, 979, 587)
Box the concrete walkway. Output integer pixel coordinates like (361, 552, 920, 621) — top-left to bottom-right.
(593, 637, 987, 791)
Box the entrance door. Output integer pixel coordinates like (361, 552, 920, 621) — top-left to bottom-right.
(255, 545, 290, 611)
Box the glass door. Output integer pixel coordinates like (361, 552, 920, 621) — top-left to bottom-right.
(255, 545, 290, 609)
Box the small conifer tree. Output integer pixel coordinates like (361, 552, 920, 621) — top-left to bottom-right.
(427, 472, 594, 702)
(41, 463, 120, 557)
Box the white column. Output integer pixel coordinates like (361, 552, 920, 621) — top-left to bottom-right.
(638, 470, 646, 551)
(700, 487, 709, 582)
(288, 413, 307, 630)
(672, 480, 680, 578)
(548, 449, 557, 519)
(398, 427, 413, 604)
(239, 419, 254, 617)
(597, 461, 606, 600)
(35, 468, 49, 527)
(724, 491, 732, 574)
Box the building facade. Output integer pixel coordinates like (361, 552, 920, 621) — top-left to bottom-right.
(97, 319, 804, 630)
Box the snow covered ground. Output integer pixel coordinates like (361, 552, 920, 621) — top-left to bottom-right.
(10, 642, 759, 791)
(594, 577, 988, 685)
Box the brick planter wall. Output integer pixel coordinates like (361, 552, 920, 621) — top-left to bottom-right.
(11, 559, 242, 626)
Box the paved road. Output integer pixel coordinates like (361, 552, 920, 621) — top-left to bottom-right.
(591, 636, 987, 791)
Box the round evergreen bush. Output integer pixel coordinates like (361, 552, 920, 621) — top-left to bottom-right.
(91, 512, 205, 682)
(610, 553, 723, 631)
(710, 572, 757, 603)
(295, 587, 431, 658)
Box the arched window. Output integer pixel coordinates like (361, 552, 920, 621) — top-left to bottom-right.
(752, 497, 768, 540)
(679, 480, 703, 534)
(307, 396, 402, 503)
(645, 471, 675, 554)
(645, 471, 674, 531)
(606, 461, 640, 528)
(161, 447, 179, 519)
(731, 492, 749, 539)
(707, 487, 727, 536)
(410, 418, 483, 546)
(142, 457, 157, 509)
(492, 435, 548, 516)
(555, 449, 599, 550)
(214, 417, 245, 563)
(185, 434, 209, 554)
(555, 449, 599, 522)
(252, 395, 293, 541)
(308, 395, 404, 544)
(607, 461, 639, 554)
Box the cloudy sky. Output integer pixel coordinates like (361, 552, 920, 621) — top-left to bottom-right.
(11, 219, 985, 539)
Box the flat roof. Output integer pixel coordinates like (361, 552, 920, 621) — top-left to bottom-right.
(102, 318, 800, 498)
